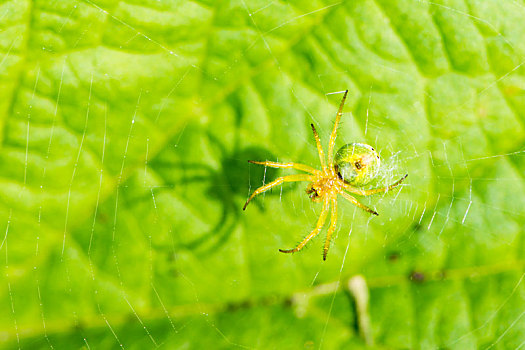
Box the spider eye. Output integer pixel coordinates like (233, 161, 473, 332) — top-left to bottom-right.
(334, 143, 380, 187)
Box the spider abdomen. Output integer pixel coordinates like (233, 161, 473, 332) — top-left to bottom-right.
(334, 143, 380, 187)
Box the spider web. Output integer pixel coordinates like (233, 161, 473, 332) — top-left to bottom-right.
(1, 0, 525, 348)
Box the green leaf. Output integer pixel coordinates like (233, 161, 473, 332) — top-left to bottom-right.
(1, 0, 525, 348)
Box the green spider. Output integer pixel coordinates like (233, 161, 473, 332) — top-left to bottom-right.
(243, 90, 408, 260)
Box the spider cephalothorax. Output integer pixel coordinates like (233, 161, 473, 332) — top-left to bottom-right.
(243, 90, 407, 260)
(306, 175, 339, 202)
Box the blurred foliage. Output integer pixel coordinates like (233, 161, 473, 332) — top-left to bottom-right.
(1, 0, 525, 348)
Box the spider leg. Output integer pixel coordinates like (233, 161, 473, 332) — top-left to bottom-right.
(339, 191, 378, 216)
(248, 160, 320, 175)
(310, 124, 327, 170)
(279, 197, 329, 254)
(243, 174, 314, 210)
(341, 174, 408, 196)
(327, 90, 349, 166)
(323, 197, 338, 261)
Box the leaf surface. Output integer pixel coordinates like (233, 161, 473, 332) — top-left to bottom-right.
(1, 0, 524, 348)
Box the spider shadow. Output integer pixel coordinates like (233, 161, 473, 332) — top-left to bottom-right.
(152, 130, 299, 256)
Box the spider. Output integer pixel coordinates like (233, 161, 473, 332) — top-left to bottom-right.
(243, 90, 408, 260)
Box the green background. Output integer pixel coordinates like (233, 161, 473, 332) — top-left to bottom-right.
(1, 0, 525, 348)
